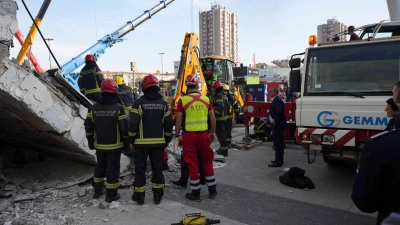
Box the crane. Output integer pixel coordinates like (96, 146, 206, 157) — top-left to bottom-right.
(61, 0, 175, 90)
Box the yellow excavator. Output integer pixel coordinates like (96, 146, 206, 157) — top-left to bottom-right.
(169, 32, 243, 119)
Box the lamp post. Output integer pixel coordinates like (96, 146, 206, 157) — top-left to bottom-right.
(44, 38, 54, 69)
(159, 52, 164, 81)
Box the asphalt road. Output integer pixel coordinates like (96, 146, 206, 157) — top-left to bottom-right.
(161, 124, 377, 225)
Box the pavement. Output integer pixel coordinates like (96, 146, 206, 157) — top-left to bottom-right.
(104, 124, 376, 225)
(0, 124, 379, 225)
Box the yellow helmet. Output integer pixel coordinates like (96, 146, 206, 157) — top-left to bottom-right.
(115, 76, 124, 85)
(223, 84, 230, 91)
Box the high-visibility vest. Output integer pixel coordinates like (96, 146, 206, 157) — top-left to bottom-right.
(181, 93, 210, 131)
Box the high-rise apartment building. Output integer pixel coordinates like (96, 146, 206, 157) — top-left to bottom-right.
(199, 3, 239, 63)
(317, 19, 347, 43)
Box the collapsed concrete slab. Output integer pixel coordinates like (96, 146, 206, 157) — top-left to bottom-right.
(0, 57, 96, 165)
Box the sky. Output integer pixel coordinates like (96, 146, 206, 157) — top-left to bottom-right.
(9, 0, 390, 74)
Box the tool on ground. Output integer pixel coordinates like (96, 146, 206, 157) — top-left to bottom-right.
(171, 213, 220, 225)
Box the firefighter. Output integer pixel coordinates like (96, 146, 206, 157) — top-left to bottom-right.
(223, 84, 234, 147)
(84, 79, 128, 203)
(114, 76, 135, 119)
(78, 54, 104, 102)
(174, 74, 217, 202)
(129, 74, 173, 205)
(252, 118, 273, 142)
(213, 81, 229, 157)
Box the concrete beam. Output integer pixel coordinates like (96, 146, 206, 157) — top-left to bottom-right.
(0, 57, 96, 165)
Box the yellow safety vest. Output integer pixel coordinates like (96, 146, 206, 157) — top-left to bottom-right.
(181, 93, 210, 132)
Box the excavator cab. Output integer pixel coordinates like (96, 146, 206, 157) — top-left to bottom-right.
(200, 56, 234, 95)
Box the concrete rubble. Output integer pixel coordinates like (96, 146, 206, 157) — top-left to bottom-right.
(0, 153, 188, 225)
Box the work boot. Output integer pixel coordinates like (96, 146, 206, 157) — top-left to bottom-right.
(92, 181, 105, 199)
(216, 149, 228, 157)
(152, 188, 164, 205)
(171, 179, 187, 188)
(186, 192, 201, 202)
(209, 191, 218, 199)
(105, 189, 120, 203)
(132, 192, 145, 205)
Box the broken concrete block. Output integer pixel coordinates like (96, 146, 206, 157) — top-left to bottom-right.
(0, 58, 97, 165)
(78, 188, 86, 197)
(13, 193, 37, 202)
(4, 184, 15, 191)
(0, 190, 15, 197)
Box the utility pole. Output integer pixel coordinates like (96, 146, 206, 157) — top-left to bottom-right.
(44, 38, 53, 69)
(159, 53, 165, 81)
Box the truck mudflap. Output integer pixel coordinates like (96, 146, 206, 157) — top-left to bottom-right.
(296, 127, 381, 164)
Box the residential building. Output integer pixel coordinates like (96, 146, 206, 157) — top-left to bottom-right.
(271, 59, 289, 68)
(199, 3, 239, 64)
(317, 18, 347, 43)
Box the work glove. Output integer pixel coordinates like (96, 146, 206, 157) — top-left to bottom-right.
(88, 141, 95, 150)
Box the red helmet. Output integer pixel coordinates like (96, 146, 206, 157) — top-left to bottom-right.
(85, 54, 96, 62)
(213, 80, 223, 90)
(142, 74, 159, 91)
(101, 79, 117, 94)
(186, 74, 199, 86)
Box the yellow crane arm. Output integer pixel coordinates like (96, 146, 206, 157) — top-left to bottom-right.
(17, 0, 52, 65)
(170, 32, 207, 118)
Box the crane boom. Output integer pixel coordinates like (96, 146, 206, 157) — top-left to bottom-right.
(61, 0, 175, 90)
(14, 30, 43, 73)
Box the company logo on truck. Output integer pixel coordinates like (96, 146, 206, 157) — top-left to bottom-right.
(317, 111, 388, 127)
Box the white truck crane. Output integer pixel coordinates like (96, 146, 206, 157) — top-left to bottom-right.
(289, 0, 400, 164)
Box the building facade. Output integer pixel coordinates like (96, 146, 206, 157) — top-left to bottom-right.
(317, 19, 347, 43)
(102, 71, 175, 89)
(199, 3, 239, 64)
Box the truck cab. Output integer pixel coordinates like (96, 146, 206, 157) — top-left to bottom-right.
(290, 31, 399, 164)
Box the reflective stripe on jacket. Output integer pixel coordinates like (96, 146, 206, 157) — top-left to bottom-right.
(129, 97, 173, 147)
(78, 62, 104, 95)
(84, 96, 128, 151)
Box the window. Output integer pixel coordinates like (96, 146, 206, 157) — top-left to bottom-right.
(304, 40, 400, 96)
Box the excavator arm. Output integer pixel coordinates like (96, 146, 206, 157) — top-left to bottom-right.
(170, 32, 207, 119)
(234, 86, 244, 107)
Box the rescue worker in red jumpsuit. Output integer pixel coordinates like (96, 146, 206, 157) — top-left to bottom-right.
(129, 74, 173, 205)
(84, 79, 128, 203)
(78, 54, 104, 102)
(175, 74, 217, 202)
(213, 81, 229, 157)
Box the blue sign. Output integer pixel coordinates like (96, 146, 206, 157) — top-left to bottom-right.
(317, 111, 388, 127)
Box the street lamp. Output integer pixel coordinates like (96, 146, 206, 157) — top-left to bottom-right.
(45, 38, 54, 69)
(159, 52, 164, 81)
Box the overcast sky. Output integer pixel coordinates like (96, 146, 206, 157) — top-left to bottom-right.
(9, 0, 390, 74)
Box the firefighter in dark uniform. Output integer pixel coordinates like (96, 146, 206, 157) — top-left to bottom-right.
(84, 79, 128, 203)
(78, 54, 104, 102)
(213, 81, 229, 157)
(114, 76, 135, 119)
(252, 118, 273, 142)
(129, 74, 173, 205)
(223, 84, 234, 147)
(352, 129, 400, 224)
